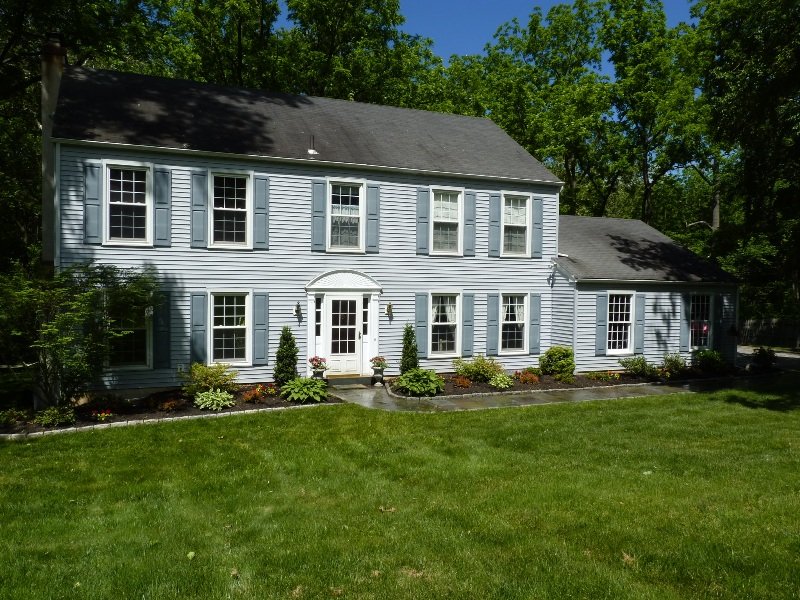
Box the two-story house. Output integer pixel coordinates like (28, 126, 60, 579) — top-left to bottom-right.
(41, 44, 737, 391)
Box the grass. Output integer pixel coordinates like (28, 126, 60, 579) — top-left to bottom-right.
(1, 377, 799, 599)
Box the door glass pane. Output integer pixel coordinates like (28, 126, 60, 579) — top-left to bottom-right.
(331, 299, 357, 354)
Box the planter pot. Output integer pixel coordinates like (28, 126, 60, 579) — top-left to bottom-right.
(372, 367, 384, 386)
(312, 369, 326, 379)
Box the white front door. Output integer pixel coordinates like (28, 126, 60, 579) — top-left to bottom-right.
(326, 295, 362, 374)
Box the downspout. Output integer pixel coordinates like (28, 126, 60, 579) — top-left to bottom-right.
(41, 33, 66, 268)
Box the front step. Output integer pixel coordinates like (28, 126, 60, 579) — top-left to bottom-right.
(326, 375, 375, 388)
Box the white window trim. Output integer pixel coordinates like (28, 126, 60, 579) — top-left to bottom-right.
(500, 192, 532, 257)
(606, 291, 634, 356)
(499, 291, 529, 355)
(326, 177, 366, 253)
(103, 159, 153, 247)
(208, 170, 254, 250)
(690, 293, 713, 350)
(208, 290, 252, 366)
(428, 291, 462, 358)
(429, 186, 464, 256)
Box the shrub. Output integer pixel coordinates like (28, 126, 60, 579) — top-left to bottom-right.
(752, 347, 776, 370)
(280, 377, 327, 403)
(489, 373, 514, 390)
(693, 349, 727, 375)
(661, 353, 687, 379)
(180, 362, 239, 398)
(392, 368, 444, 397)
(618, 356, 660, 379)
(453, 355, 504, 383)
(585, 371, 620, 382)
(194, 389, 236, 411)
(539, 346, 575, 377)
(515, 371, 540, 384)
(554, 373, 576, 384)
(0, 408, 28, 428)
(33, 405, 76, 427)
(522, 366, 542, 377)
(451, 375, 472, 388)
(400, 324, 419, 374)
(274, 326, 299, 385)
(158, 398, 186, 412)
(241, 383, 279, 403)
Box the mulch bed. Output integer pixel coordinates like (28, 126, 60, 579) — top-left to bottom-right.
(1, 384, 342, 435)
(387, 372, 653, 398)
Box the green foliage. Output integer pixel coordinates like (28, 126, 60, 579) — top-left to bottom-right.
(32, 405, 76, 427)
(193, 389, 236, 411)
(619, 356, 660, 379)
(539, 346, 575, 377)
(180, 363, 239, 398)
(692, 349, 728, 375)
(280, 377, 327, 404)
(0, 264, 159, 406)
(274, 326, 299, 385)
(0, 408, 28, 428)
(585, 371, 621, 382)
(554, 373, 576, 384)
(400, 324, 419, 374)
(522, 366, 542, 377)
(452, 355, 504, 383)
(392, 368, 444, 397)
(752, 347, 777, 371)
(489, 373, 514, 390)
(661, 353, 687, 379)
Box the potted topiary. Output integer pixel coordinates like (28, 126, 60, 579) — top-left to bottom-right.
(308, 356, 328, 379)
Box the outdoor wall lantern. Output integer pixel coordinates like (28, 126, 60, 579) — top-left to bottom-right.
(385, 303, 393, 318)
(294, 302, 302, 319)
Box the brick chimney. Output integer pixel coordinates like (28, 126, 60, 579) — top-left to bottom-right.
(41, 33, 66, 266)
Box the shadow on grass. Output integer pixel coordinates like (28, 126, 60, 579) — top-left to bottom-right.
(709, 372, 800, 412)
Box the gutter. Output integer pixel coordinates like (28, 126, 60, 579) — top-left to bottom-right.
(51, 138, 565, 188)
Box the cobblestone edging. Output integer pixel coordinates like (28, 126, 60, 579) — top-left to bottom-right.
(383, 380, 658, 401)
(0, 403, 327, 441)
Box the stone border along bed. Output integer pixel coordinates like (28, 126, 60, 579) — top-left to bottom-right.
(382, 380, 657, 401)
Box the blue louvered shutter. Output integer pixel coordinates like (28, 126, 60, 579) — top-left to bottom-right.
(462, 294, 474, 357)
(84, 163, 102, 245)
(532, 197, 543, 259)
(486, 293, 499, 355)
(488, 193, 501, 257)
(311, 179, 326, 252)
(153, 167, 171, 247)
(190, 292, 207, 363)
(153, 292, 171, 368)
(634, 293, 646, 354)
(415, 293, 428, 359)
(190, 172, 207, 248)
(595, 294, 608, 356)
(416, 188, 430, 255)
(464, 191, 476, 257)
(253, 175, 269, 250)
(679, 293, 690, 352)
(252, 292, 269, 365)
(713, 294, 725, 351)
(529, 293, 541, 355)
(366, 183, 380, 253)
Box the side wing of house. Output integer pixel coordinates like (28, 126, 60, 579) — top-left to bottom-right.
(57, 144, 561, 388)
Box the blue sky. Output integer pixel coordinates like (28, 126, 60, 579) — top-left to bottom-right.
(399, 0, 695, 60)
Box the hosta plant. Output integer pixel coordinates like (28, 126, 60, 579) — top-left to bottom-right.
(194, 389, 236, 411)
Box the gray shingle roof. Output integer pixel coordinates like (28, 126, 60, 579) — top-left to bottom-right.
(557, 215, 736, 283)
(53, 67, 560, 184)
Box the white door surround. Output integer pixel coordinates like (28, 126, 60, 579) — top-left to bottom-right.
(305, 270, 382, 376)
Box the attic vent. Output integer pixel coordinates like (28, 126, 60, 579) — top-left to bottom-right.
(307, 135, 318, 156)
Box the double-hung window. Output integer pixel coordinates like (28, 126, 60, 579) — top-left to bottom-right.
(211, 174, 249, 247)
(607, 293, 633, 354)
(329, 182, 363, 251)
(502, 195, 529, 256)
(690, 294, 711, 348)
(431, 190, 462, 254)
(501, 294, 527, 352)
(108, 302, 150, 368)
(431, 294, 459, 355)
(211, 293, 249, 363)
(107, 165, 151, 243)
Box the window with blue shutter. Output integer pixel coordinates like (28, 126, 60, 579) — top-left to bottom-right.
(84, 163, 102, 245)
(464, 192, 476, 257)
(529, 293, 541, 355)
(416, 188, 430, 255)
(366, 183, 380, 253)
(190, 292, 207, 363)
(532, 197, 543, 259)
(190, 172, 208, 248)
(634, 293, 646, 354)
(311, 179, 326, 252)
(595, 294, 608, 356)
(415, 293, 428, 358)
(680, 293, 691, 352)
(253, 175, 269, 250)
(252, 292, 269, 365)
(486, 293, 499, 355)
(153, 167, 171, 247)
(488, 193, 501, 257)
(462, 294, 474, 357)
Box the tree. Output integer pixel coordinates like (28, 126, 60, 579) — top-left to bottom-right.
(400, 324, 418, 374)
(274, 326, 299, 385)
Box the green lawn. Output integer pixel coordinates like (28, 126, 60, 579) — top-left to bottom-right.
(1, 378, 799, 599)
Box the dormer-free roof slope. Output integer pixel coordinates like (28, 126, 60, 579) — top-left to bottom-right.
(557, 215, 735, 283)
(53, 67, 560, 184)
